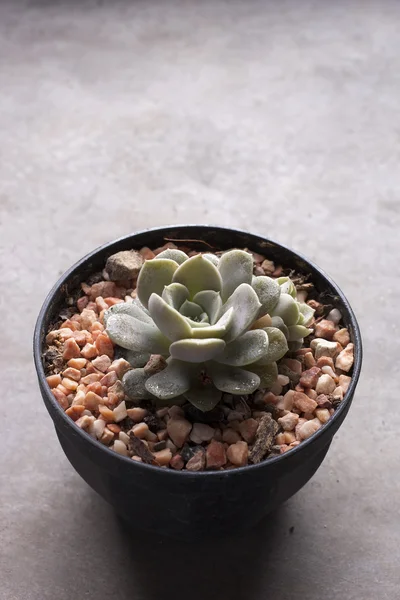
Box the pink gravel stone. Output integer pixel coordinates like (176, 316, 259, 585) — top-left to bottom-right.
(238, 418, 259, 443)
(226, 441, 249, 467)
(299, 366, 321, 388)
(167, 418, 192, 448)
(206, 440, 227, 469)
(293, 392, 318, 413)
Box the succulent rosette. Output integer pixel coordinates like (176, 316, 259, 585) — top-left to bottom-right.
(105, 249, 314, 411)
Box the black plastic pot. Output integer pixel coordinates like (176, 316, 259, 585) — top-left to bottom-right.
(34, 225, 362, 540)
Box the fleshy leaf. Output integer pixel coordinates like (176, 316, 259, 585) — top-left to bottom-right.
(203, 253, 220, 267)
(277, 276, 297, 298)
(124, 350, 151, 367)
(262, 327, 289, 362)
(184, 381, 222, 412)
(215, 329, 269, 366)
(104, 301, 153, 326)
(207, 362, 260, 394)
(185, 318, 209, 328)
(106, 314, 170, 354)
(179, 300, 205, 320)
(122, 368, 153, 399)
(298, 303, 315, 327)
(191, 307, 234, 339)
(193, 290, 222, 325)
(270, 294, 300, 326)
(247, 361, 278, 389)
(162, 283, 189, 310)
(218, 249, 254, 302)
(287, 325, 313, 341)
(170, 338, 225, 362)
(288, 341, 303, 352)
(148, 294, 192, 341)
(145, 359, 193, 399)
(270, 316, 289, 339)
(155, 249, 189, 264)
(172, 254, 222, 298)
(252, 276, 281, 317)
(221, 283, 262, 343)
(137, 259, 179, 308)
(251, 314, 272, 330)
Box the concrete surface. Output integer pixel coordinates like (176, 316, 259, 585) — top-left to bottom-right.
(1, 0, 399, 598)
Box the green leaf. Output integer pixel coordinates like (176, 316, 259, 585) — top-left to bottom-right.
(172, 254, 222, 298)
(184, 381, 222, 412)
(193, 290, 222, 324)
(215, 329, 269, 366)
(262, 327, 289, 362)
(137, 259, 179, 308)
(277, 276, 296, 298)
(287, 325, 312, 341)
(202, 253, 220, 267)
(207, 362, 260, 394)
(221, 283, 262, 343)
(103, 301, 153, 327)
(252, 276, 281, 316)
(106, 314, 170, 354)
(155, 249, 189, 264)
(170, 338, 226, 362)
(270, 316, 289, 339)
(162, 283, 189, 310)
(179, 300, 205, 320)
(145, 359, 193, 399)
(218, 249, 254, 302)
(270, 293, 300, 326)
(122, 368, 153, 400)
(246, 361, 278, 389)
(298, 302, 315, 327)
(124, 350, 151, 367)
(191, 307, 234, 339)
(148, 293, 193, 341)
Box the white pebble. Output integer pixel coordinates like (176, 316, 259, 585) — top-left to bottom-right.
(119, 431, 130, 445)
(326, 308, 342, 325)
(321, 365, 338, 381)
(113, 401, 127, 423)
(311, 339, 340, 359)
(277, 374, 290, 386)
(270, 381, 283, 396)
(113, 440, 128, 456)
(93, 419, 106, 439)
(298, 419, 321, 440)
(335, 344, 354, 372)
(315, 374, 336, 395)
(315, 408, 330, 423)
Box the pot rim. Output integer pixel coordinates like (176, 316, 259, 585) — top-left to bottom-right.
(33, 224, 363, 477)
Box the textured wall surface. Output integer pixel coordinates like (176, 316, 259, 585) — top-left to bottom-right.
(1, 1, 399, 598)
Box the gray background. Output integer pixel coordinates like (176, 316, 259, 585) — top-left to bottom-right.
(1, 1, 399, 598)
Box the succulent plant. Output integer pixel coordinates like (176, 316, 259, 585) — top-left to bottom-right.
(105, 250, 314, 411)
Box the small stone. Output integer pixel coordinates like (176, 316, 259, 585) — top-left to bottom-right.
(95, 333, 114, 359)
(249, 413, 279, 464)
(284, 431, 296, 444)
(112, 440, 129, 456)
(167, 418, 192, 448)
(170, 454, 184, 470)
(333, 328, 351, 346)
(80, 308, 98, 330)
(92, 419, 106, 439)
(81, 343, 98, 359)
(311, 339, 340, 360)
(326, 308, 342, 324)
(316, 394, 332, 409)
(238, 418, 259, 443)
(304, 352, 316, 368)
(76, 415, 95, 432)
(299, 366, 321, 389)
(65, 405, 85, 420)
(99, 427, 114, 445)
(278, 412, 300, 431)
(277, 374, 290, 386)
(297, 419, 321, 440)
(314, 319, 337, 340)
(98, 405, 115, 422)
(281, 358, 302, 374)
(140, 246, 156, 260)
(128, 432, 154, 463)
(180, 444, 194, 463)
(168, 405, 185, 419)
(189, 423, 215, 444)
(143, 354, 167, 375)
(52, 388, 69, 409)
(67, 358, 87, 369)
(315, 374, 336, 395)
(153, 440, 167, 452)
(186, 448, 206, 471)
(62, 367, 81, 382)
(113, 401, 127, 422)
(261, 259, 275, 274)
(130, 422, 149, 439)
(99, 371, 118, 387)
(206, 440, 227, 469)
(316, 356, 335, 369)
(165, 439, 177, 454)
(315, 408, 330, 424)
(126, 407, 148, 422)
(143, 414, 164, 433)
(305, 388, 317, 400)
(81, 373, 102, 385)
(106, 250, 144, 281)
(92, 354, 112, 373)
(335, 343, 354, 372)
(227, 441, 248, 467)
(321, 365, 338, 381)
(107, 358, 132, 378)
(332, 386, 344, 402)
(46, 374, 61, 388)
(293, 392, 318, 413)
(338, 374, 352, 393)
(282, 390, 295, 411)
(77, 296, 89, 312)
(62, 337, 81, 360)
(83, 391, 103, 411)
(222, 428, 241, 444)
(154, 448, 172, 466)
(62, 377, 79, 391)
